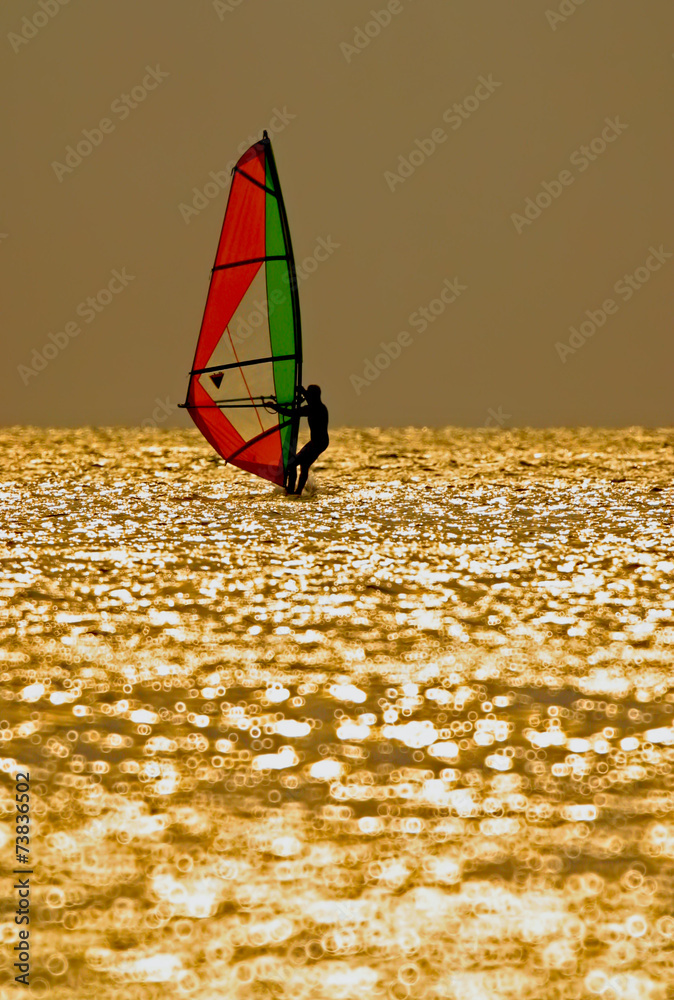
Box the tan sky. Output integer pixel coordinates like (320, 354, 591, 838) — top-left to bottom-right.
(2, 0, 673, 428)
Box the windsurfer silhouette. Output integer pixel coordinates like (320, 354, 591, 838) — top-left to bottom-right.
(265, 384, 329, 495)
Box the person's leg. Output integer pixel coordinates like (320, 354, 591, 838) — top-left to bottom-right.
(295, 459, 310, 495)
(289, 443, 314, 494)
(295, 441, 326, 494)
(286, 444, 309, 493)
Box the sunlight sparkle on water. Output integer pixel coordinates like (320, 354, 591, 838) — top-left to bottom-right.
(1, 427, 674, 998)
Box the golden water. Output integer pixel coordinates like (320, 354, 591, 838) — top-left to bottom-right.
(2, 427, 674, 1000)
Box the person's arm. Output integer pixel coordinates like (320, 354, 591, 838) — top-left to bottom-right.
(262, 398, 306, 417)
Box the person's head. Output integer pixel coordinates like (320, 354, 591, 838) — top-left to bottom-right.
(304, 384, 321, 401)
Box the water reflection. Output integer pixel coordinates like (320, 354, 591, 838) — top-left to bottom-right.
(1, 427, 674, 998)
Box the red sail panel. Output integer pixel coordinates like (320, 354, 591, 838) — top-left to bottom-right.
(189, 379, 285, 484)
(193, 146, 267, 370)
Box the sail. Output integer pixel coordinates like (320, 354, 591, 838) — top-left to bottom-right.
(184, 133, 302, 486)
